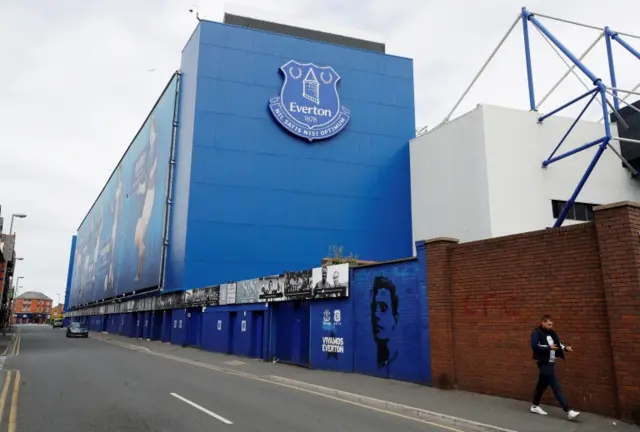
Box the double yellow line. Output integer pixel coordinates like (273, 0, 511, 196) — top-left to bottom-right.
(9, 334, 20, 357)
(0, 370, 20, 432)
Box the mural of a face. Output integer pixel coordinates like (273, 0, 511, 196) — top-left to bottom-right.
(370, 276, 399, 368)
(332, 271, 340, 287)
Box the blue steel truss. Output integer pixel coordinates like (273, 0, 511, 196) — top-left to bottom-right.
(520, 7, 640, 227)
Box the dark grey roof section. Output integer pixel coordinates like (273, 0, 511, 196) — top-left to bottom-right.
(223, 13, 385, 54)
(17, 291, 53, 301)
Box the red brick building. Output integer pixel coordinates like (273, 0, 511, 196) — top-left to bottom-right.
(50, 304, 64, 320)
(14, 291, 52, 324)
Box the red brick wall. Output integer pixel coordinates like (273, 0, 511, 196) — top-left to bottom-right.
(594, 203, 640, 423)
(426, 202, 640, 420)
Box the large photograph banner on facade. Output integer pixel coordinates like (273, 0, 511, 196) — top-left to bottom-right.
(311, 263, 349, 299)
(69, 74, 179, 308)
(226, 283, 237, 304)
(236, 279, 261, 304)
(284, 269, 312, 299)
(258, 275, 284, 301)
(219, 284, 228, 305)
(203, 285, 220, 306)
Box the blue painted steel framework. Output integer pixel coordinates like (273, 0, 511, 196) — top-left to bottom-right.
(520, 7, 640, 227)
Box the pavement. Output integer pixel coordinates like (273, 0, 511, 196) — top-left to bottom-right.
(89, 331, 639, 432)
(3, 325, 467, 432)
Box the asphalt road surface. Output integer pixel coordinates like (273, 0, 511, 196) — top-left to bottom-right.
(5, 325, 455, 432)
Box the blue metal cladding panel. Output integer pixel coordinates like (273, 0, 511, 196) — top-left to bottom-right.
(119, 314, 126, 335)
(161, 310, 172, 342)
(108, 314, 118, 333)
(63, 236, 76, 312)
(251, 311, 265, 359)
(272, 302, 295, 363)
(164, 28, 200, 293)
(181, 21, 415, 289)
(68, 75, 179, 307)
(151, 311, 163, 340)
(125, 313, 137, 338)
(231, 309, 253, 357)
(143, 311, 151, 339)
(310, 298, 353, 372)
(201, 310, 230, 353)
(170, 309, 188, 345)
(135, 312, 144, 338)
(272, 300, 310, 366)
(352, 258, 430, 384)
(187, 307, 202, 347)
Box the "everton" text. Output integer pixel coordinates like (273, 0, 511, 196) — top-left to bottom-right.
(289, 102, 332, 117)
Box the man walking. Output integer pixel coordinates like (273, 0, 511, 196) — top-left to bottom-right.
(530, 315, 580, 420)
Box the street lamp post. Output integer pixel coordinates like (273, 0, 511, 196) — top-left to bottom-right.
(13, 276, 23, 299)
(8, 213, 27, 235)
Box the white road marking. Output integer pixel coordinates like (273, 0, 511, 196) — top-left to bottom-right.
(97, 337, 469, 431)
(170, 392, 233, 425)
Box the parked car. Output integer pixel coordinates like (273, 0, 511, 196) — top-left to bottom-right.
(52, 319, 63, 329)
(66, 322, 89, 338)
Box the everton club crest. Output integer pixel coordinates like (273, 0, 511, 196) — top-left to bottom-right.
(269, 60, 350, 142)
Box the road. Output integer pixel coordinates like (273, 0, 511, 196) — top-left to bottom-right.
(4, 325, 454, 432)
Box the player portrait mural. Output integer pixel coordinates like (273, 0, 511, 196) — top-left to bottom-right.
(68, 74, 178, 307)
(370, 275, 400, 369)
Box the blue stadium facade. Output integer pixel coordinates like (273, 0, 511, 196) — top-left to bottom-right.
(64, 16, 430, 384)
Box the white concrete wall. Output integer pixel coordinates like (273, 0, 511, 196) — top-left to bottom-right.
(409, 104, 640, 245)
(410, 106, 492, 247)
(482, 104, 640, 236)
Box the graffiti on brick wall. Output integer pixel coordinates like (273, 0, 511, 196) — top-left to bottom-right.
(462, 293, 520, 316)
(371, 276, 400, 368)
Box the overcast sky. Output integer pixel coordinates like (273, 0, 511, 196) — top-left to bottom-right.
(1, 0, 639, 305)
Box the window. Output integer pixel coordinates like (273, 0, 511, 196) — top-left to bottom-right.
(551, 200, 598, 222)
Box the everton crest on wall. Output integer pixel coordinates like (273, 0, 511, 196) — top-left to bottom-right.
(269, 60, 350, 142)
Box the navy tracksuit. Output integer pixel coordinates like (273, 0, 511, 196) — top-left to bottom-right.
(530, 326, 570, 411)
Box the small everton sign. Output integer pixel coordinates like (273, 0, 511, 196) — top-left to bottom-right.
(269, 60, 350, 142)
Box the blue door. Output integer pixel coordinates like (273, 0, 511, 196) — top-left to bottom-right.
(251, 311, 264, 359)
(292, 301, 310, 366)
(161, 310, 172, 342)
(142, 311, 151, 339)
(151, 311, 163, 340)
(273, 301, 310, 367)
(126, 314, 137, 338)
(188, 308, 202, 347)
(228, 312, 237, 354)
(135, 313, 143, 338)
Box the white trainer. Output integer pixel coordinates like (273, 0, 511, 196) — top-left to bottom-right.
(530, 405, 548, 415)
(567, 410, 581, 420)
